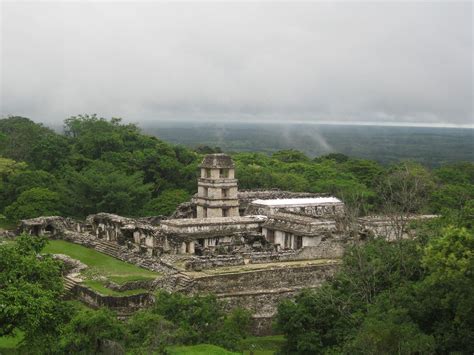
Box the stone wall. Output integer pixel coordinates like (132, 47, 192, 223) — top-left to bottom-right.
(191, 263, 339, 335)
(189, 262, 338, 295)
(183, 241, 345, 271)
(104, 279, 155, 292)
(218, 289, 302, 335)
(73, 284, 154, 314)
(184, 255, 245, 271)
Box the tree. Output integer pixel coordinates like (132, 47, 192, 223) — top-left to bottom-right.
(0, 117, 55, 163)
(125, 311, 177, 354)
(0, 157, 28, 201)
(59, 308, 125, 354)
(272, 149, 309, 163)
(417, 227, 474, 352)
(29, 133, 70, 171)
(64, 161, 152, 217)
(315, 152, 349, 163)
(0, 169, 59, 208)
(4, 187, 60, 222)
(142, 189, 190, 216)
(346, 306, 435, 355)
(0, 234, 70, 352)
(377, 162, 434, 240)
(276, 237, 426, 354)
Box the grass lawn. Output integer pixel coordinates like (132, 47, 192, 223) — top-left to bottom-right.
(0, 330, 24, 353)
(167, 344, 239, 355)
(43, 240, 159, 282)
(239, 335, 285, 354)
(82, 280, 148, 296)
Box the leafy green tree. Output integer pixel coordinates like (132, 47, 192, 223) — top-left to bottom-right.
(341, 158, 384, 188)
(4, 187, 60, 222)
(214, 308, 252, 351)
(194, 145, 222, 154)
(152, 292, 224, 344)
(59, 307, 125, 354)
(417, 227, 474, 352)
(0, 117, 56, 163)
(430, 183, 474, 213)
(433, 162, 474, 185)
(142, 189, 190, 216)
(0, 157, 27, 178)
(276, 287, 353, 354)
(346, 306, 435, 355)
(0, 234, 70, 352)
(64, 161, 152, 217)
(29, 133, 70, 171)
(1, 169, 59, 208)
(272, 149, 309, 163)
(276, 237, 426, 354)
(0, 157, 28, 202)
(315, 152, 350, 163)
(125, 311, 177, 354)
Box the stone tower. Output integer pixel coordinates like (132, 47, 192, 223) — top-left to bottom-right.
(196, 153, 240, 218)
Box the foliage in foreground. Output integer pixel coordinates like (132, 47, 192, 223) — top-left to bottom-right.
(276, 220, 474, 354)
(0, 234, 252, 354)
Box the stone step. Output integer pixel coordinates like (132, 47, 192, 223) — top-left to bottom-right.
(63, 276, 78, 293)
(95, 243, 122, 258)
(175, 274, 193, 290)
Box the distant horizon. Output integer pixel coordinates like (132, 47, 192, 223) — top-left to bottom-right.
(20, 116, 473, 130)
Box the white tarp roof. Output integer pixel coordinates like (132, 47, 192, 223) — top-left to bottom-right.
(251, 197, 342, 207)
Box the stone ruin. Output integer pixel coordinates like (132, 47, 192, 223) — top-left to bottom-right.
(16, 153, 436, 334)
(18, 153, 434, 270)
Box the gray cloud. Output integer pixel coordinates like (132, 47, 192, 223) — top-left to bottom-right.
(1, 1, 472, 126)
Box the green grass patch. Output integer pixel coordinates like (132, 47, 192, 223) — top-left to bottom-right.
(107, 274, 157, 285)
(0, 330, 24, 351)
(167, 344, 239, 355)
(239, 335, 285, 355)
(82, 280, 148, 296)
(43, 240, 159, 282)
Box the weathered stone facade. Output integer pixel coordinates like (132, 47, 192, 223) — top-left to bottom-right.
(196, 153, 240, 218)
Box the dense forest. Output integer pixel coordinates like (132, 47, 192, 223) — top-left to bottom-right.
(1, 115, 473, 225)
(143, 121, 474, 167)
(0, 115, 473, 354)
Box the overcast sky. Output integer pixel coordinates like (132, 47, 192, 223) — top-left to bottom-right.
(1, 1, 472, 127)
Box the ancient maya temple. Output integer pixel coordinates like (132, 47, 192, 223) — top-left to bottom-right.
(17, 153, 435, 334)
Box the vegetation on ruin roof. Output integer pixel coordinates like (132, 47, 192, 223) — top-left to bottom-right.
(43, 240, 159, 281)
(82, 280, 148, 297)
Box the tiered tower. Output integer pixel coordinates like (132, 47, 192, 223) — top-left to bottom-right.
(196, 153, 240, 218)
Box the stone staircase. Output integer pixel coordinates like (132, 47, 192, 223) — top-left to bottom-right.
(94, 240, 122, 259)
(174, 273, 194, 291)
(63, 275, 79, 296)
(93, 240, 178, 275)
(138, 259, 155, 269)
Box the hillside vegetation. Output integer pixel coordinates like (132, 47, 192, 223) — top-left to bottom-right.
(0, 116, 473, 225)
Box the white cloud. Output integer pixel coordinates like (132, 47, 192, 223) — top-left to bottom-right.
(1, 1, 472, 126)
